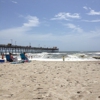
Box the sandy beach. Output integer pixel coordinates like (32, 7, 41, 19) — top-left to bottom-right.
(0, 61, 100, 100)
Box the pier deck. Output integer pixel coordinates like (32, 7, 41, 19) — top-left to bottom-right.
(0, 44, 59, 53)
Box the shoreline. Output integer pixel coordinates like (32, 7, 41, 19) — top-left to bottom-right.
(0, 51, 100, 62)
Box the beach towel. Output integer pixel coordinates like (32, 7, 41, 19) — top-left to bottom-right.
(11, 60, 24, 64)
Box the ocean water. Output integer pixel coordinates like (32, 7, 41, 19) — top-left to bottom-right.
(16, 51, 100, 61)
(1, 51, 100, 61)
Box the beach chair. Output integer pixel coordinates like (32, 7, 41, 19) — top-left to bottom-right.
(20, 53, 27, 60)
(20, 53, 31, 62)
(5, 55, 13, 62)
(5, 54, 24, 64)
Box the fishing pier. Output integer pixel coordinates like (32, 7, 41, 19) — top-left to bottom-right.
(0, 44, 59, 54)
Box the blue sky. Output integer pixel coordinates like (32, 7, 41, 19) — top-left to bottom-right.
(0, 0, 100, 51)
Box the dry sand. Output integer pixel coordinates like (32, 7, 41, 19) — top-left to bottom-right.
(0, 61, 100, 100)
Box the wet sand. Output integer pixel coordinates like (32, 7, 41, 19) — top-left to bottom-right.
(0, 61, 100, 100)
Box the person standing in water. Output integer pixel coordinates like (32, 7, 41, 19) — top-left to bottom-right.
(63, 56, 65, 61)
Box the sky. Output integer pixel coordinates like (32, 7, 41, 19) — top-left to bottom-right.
(0, 0, 100, 51)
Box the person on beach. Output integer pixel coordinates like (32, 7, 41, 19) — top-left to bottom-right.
(9, 53, 14, 62)
(63, 56, 65, 61)
(0, 53, 5, 63)
(9, 53, 18, 62)
(23, 52, 29, 62)
(1, 53, 4, 59)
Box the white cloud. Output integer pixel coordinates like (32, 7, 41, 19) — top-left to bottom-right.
(11, 1, 17, 4)
(65, 23, 83, 33)
(83, 6, 88, 10)
(83, 19, 100, 22)
(83, 7, 100, 15)
(51, 12, 80, 20)
(88, 9, 100, 15)
(0, 15, 40, 44)
(23, 15, 40, 27)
